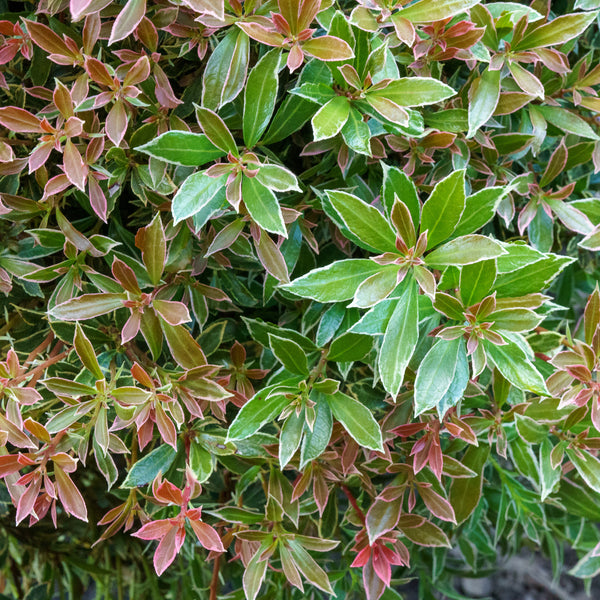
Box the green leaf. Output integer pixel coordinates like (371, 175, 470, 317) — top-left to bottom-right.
(414, 338, 468, 416)
(50, 293, 126, 321)
(287, 539, 335, 594)
(514, 413, 549, 444)
(453, 187, 507, 237)
(449, 444, 490, 524)
(566, 448, 600, 495)
(467, 68, 501, 138)
(195, 106, 238, 154)
(401, 520, 451, 547)
(316, 304, 345, 348)
(172, 172, 226, 225)
(381, 163, 420, 226)
(160, 321, 206, 370)
(121, 445, 177, 488)
(202, 29, 249, 110)
(227, 386, 293, 441)
(281, 259, 382, 302)
(141, 213, 165, 285)
(300, 397, 333, 467)
(279, 410, 305, 468)
(326, 190, 397, 253)
(532, 105, 600, 140)
(242, 176, 286, 237)
(421, 170, 466, 249)
(325, 391, 383, 451)
(135, 132, 226, 167)
(399, 0, 482, 22)
(425, 235, 506, 268)
(351, 266, 401, 309)
(366, 498, 402, 545)
(341, 107, 372, 155)
(311, 96, 350, 141)
(269, 333, 310, 376)
(243, 543, 269, 600)
(460, 259, 497, 306)
(371, 77, 456, 107)
(189, 443, 213, 484)
(244, 48, 281, 148)
(539, 438, 561, 502)
(255, 164, 300, 192)
(379, 278, 419, 397)
(327, 332, 373, 362)
(514, 11, 597, 51)
(483, 338, 548, 395)
(494, 254, 574, 297)
(243, 317, 318, 352)
(74, 324, 103, 380)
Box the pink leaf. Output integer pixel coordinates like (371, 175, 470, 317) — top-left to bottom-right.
(189, 520, 225, 552)
(16, 475, 41, 525)
(133, 518, 174, 541)
(54, 466, 88, 521)
(109, 0, 146, 45)
(106, 100, 128, 147)
(153, 300, 191, 326)
(88, 175, 108, 221)
(63, 139, 88, 191)
(153, 524, 185, 575)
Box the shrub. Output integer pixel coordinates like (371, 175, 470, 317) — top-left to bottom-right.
(0, 0, 600, 598)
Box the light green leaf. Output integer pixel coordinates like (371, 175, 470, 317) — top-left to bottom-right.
(227, 387, 292, 441)
(379, 278, 419, 397)
(244, 48, 281, 148)
(483, 338, 548, 395)
(311, 96, 350, 141)
(566, 448, 600, 495)
(242, 176, 286, 237)
(269, 334, 310, 376)
(300, 398, 333, 467)
(255, 164, 300, 192)
(351, 266, 401, 309)
(399, 0, 481, 22)
(454, 186, 507, 237)
(467, 68, 501, 138)
(135, 132, 226, 167)
(202, 28, 249, 110)
(421, 170, 466, 248)
(172, 173, 226, 225)
(532, 105, 600, 140)
(414, 338, 467, 416)
(326, 391, 383, 451)
(281, 259, 382, 302)
(381, 163, 420, 225)
(50, 293, 126, 321)
(121, 445, 177, 489)
(425, 234, 506, 267)
(515, 11, 598, 51)
(327, 190, 397, 253)
(371, 77, 456, 107)
(279, 410, 305, 468)
(341, 107, 372, 155)
(460, 259, 497, 306)
(494, 254, 575, 296)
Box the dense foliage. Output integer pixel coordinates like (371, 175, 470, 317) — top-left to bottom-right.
(1, 0, 600, 598)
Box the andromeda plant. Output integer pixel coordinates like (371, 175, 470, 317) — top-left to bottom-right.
(0, 1, 599, 600)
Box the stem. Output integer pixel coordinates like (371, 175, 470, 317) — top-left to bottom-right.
(13, 349, 68, 385)
(208, 553, 221, 600)
(340, 484, 366, 526)
(307, 351, 328, 387)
